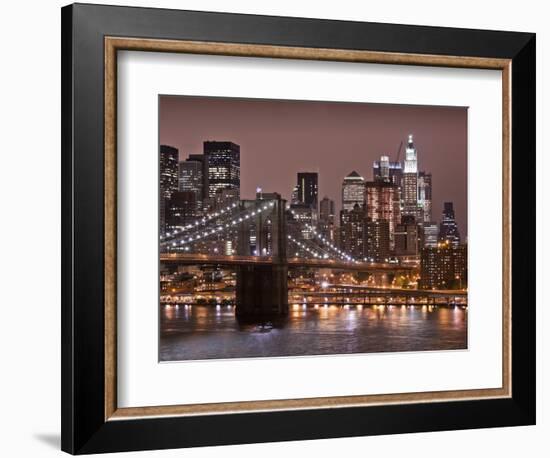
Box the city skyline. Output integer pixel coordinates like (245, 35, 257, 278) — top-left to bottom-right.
(160, 95, 467, 237)
(158, 94, 468, 361)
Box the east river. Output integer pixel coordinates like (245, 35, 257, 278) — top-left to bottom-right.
(160, 303, 467, 361)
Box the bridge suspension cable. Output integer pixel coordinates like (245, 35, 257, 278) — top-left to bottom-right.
(161, 201, 276, 248)
(160, 201, 240, 241)
(288, 208, 358, 263)
(287, 234, 332, 259)
(308, 225, 358, 263)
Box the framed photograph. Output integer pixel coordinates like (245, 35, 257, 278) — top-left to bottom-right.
(61, 3, 536, 454)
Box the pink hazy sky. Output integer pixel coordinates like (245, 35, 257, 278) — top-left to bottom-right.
(160, 95, 467, 237)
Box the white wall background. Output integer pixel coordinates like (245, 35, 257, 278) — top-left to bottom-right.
(0, 1, 544, 456)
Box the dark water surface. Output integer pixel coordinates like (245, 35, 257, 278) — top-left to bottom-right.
(160, 304, 467, 361)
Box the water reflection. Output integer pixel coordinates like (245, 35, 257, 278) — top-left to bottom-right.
(160, 304, 467, 361)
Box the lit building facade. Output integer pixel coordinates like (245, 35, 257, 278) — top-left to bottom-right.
(290, 185, 300, 205)
(420, 242, 467, 289)
(364, 219, 390, 261)
(159, 144, 179, 234)
(395, 215, 421, 257)
(365, 180, 400, 249)
(402, 134, 419, 219)
(342, 171, 365, 212)
(166, 191, 197, 232)
(204, 141, 240, 199)
(422, 222, 440, 248)
(179, 156, 204, 210)
(418, 171, 432, 223)
(319, 196, 336, 242)
(439, 202, 461, 247)
(373, 156, 403, 187)
(339, 204, 366, 258)
(296, 172, 318, 212)
(286, 202, 317, 257)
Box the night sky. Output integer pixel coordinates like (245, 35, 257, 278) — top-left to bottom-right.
(159, 95, 467, 237)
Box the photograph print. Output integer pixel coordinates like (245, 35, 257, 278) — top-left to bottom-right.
(159, 95, 468, 362)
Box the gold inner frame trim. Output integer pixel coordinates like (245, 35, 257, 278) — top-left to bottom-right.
(104, 36, 512, 421)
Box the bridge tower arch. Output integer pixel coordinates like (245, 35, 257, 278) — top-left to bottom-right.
(235, 193, 288, 320)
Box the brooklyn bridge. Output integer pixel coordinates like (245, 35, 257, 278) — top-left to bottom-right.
(160, 194, 463, 320)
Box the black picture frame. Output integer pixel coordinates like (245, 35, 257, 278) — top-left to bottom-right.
(61, 3, 535, 454)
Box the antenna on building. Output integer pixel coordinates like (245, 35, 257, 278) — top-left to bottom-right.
(394, 140, 403, 163)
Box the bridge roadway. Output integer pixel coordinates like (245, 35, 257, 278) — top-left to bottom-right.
(160, 253, 414, 273)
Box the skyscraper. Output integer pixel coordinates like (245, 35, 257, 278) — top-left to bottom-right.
(204, 141, 240, 199)
(402, 134, 419, 219)
(418, 171, 432, 223)
(296, 172, 318, 211)
(319, 196, 336, 242)
(395, 215, 421, 256)
(340, 204, 365, 258)
(341, 171, 365, 212)
(179, 156, 204, 210)
(189, 153, 209, 202)
(290, 185, 300, 205)
(159, 144, 179, 233)
(166, 191, 197, 232)
(373, 156, 403, 186)
(288, 203, 318, 257)
(422, 222, 440, 248)
(439, 202, 461, 246)
(364, 219, 390, 262)
(365, 180, 400, 245)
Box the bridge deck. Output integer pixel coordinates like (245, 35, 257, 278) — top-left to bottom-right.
(160, 253, 414, 272)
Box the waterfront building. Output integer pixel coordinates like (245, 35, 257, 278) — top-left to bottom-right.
(420, 242, 467, 289)
(341, 171, 365, 212)
(204, 141, 240, 199)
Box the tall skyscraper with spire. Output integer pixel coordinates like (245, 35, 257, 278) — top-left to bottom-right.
(402, 134, 419, 220)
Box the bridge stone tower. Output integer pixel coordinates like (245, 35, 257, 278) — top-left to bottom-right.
(236, 193, 288, 320)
